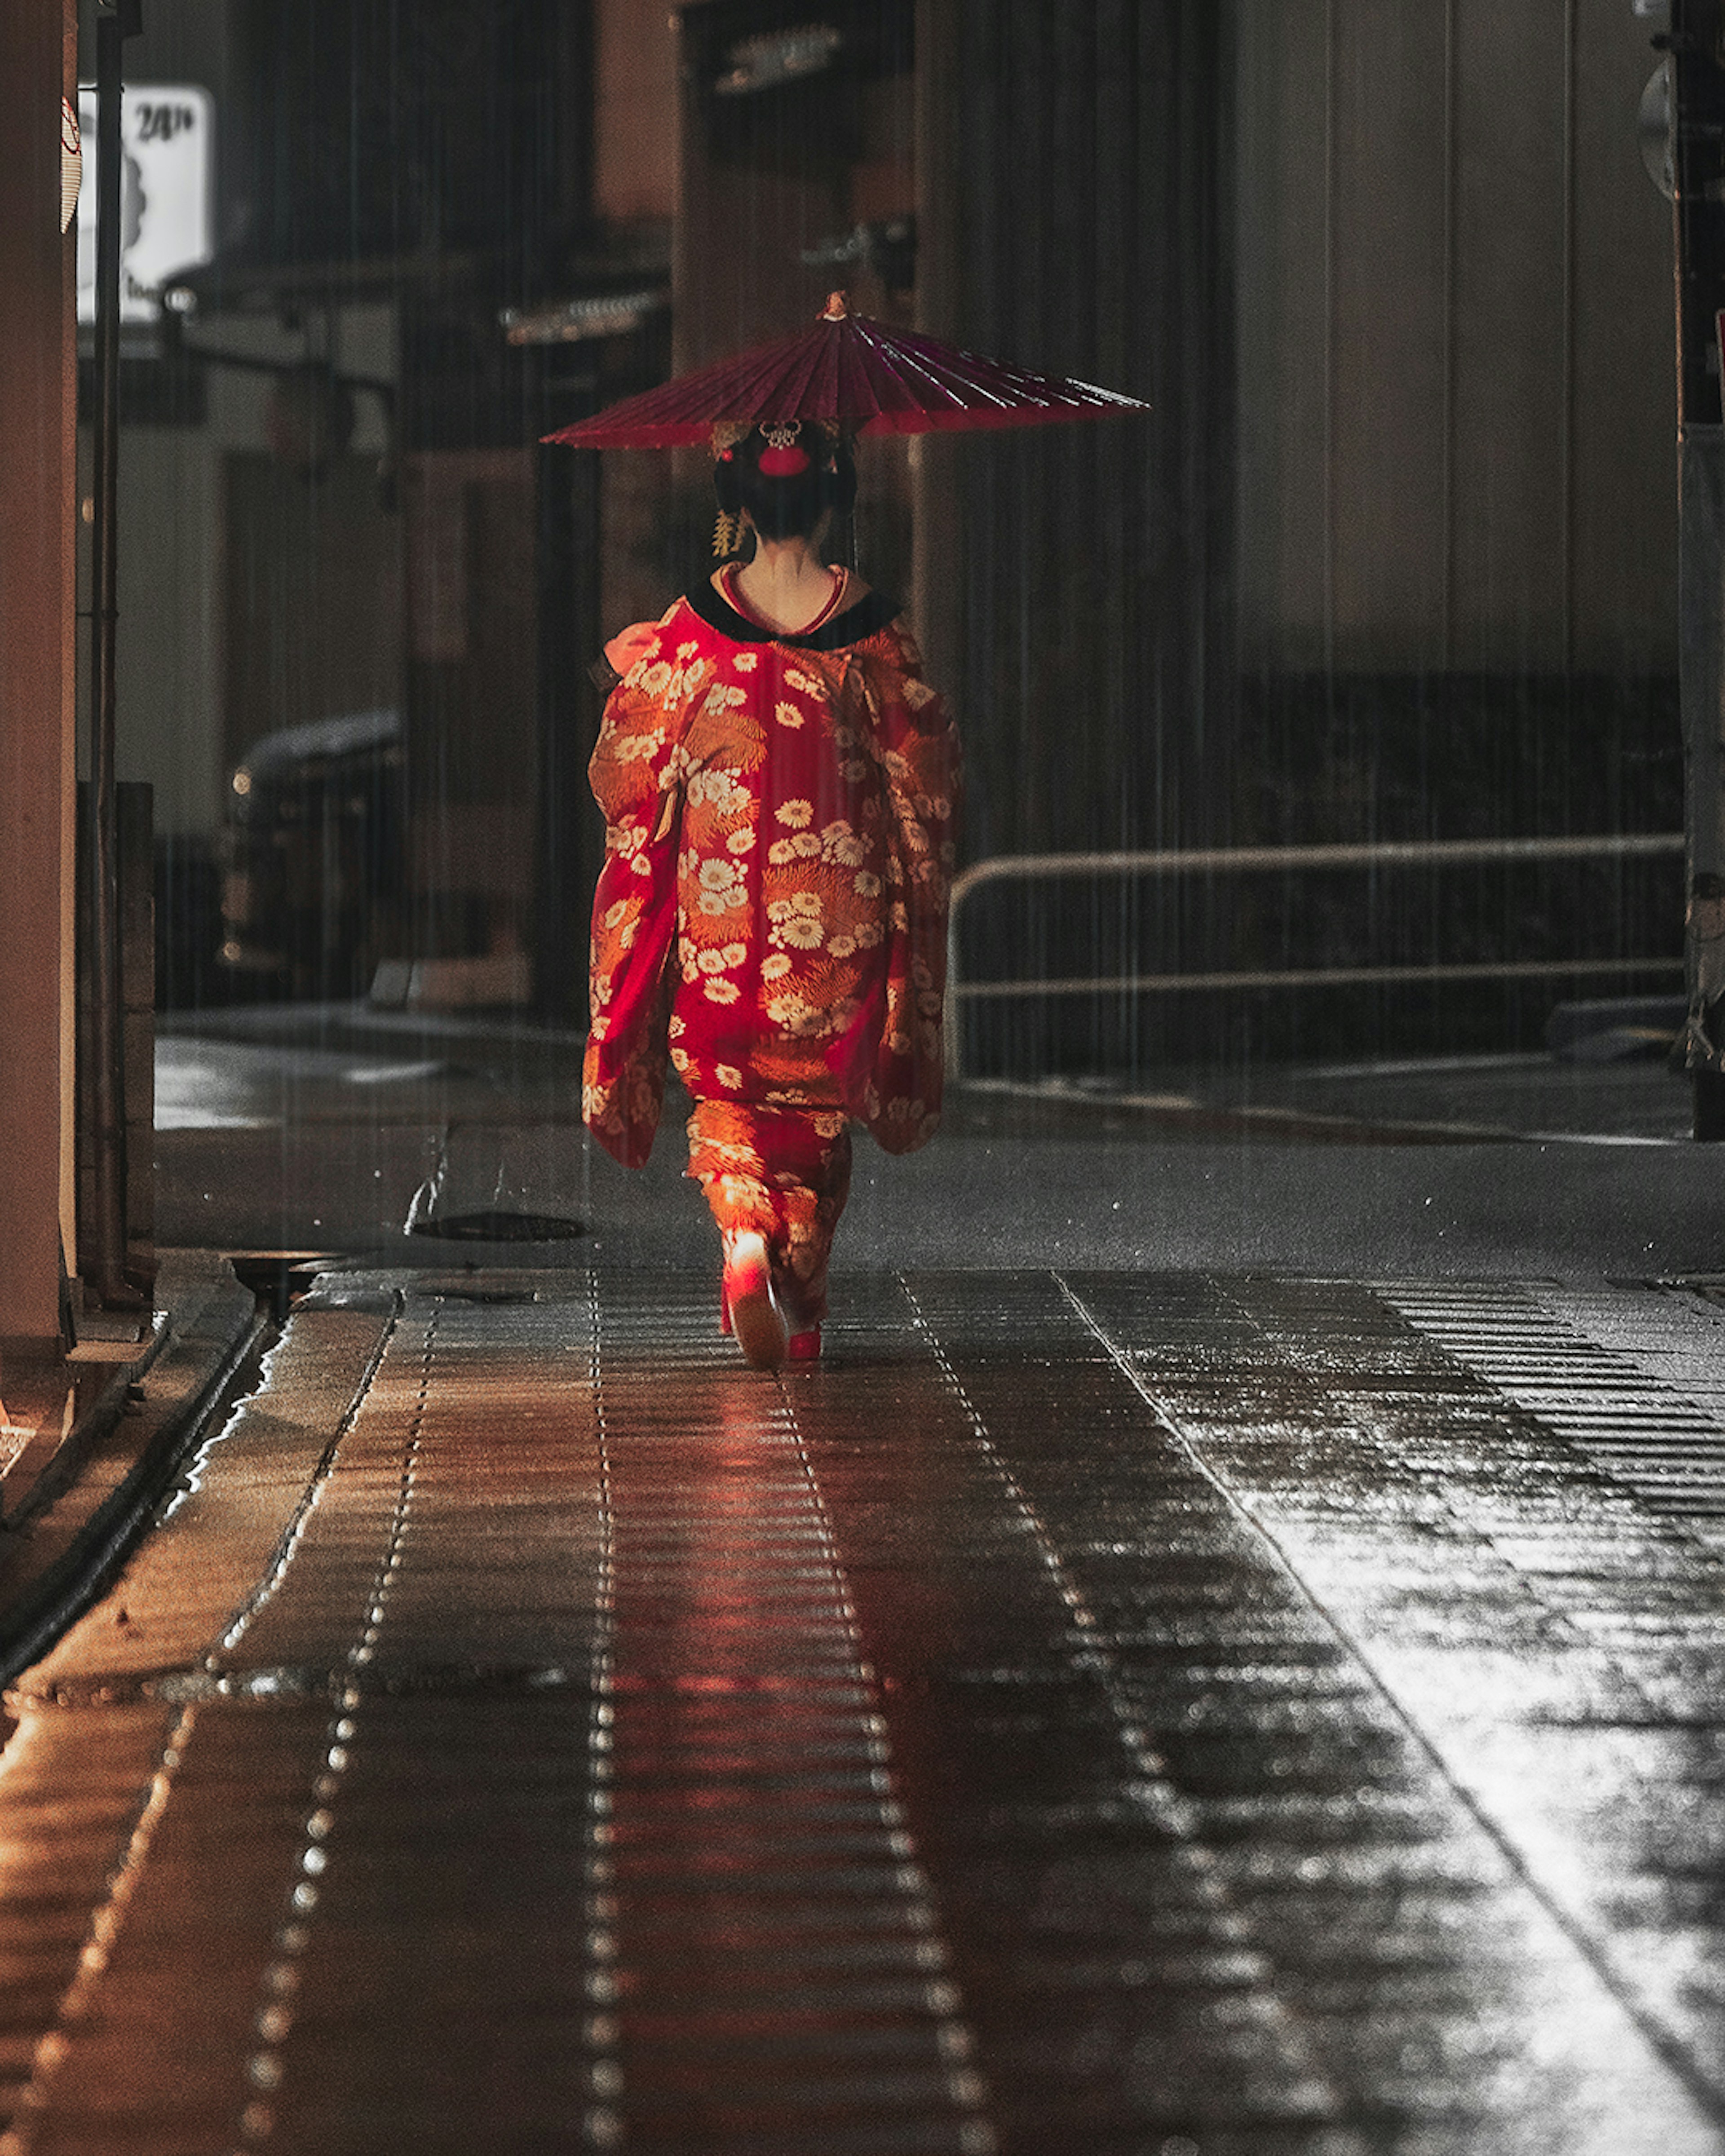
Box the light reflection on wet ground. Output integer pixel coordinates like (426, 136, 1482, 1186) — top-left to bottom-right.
(152, 1036, 569, 1130)
(152, 1029, 1725, 1282)
(0, 1269, 1721, 2151)
(155, 1028, 1690, 1141)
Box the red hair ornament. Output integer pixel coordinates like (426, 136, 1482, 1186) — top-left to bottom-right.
(758, 421, 811, 477)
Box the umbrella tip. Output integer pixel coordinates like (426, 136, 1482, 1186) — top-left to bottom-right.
(821, 291, 849, 321)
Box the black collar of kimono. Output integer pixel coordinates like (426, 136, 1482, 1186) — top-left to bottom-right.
(682, 576, 899, 651)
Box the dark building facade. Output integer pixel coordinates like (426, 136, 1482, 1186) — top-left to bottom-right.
(102, 0, 1685, 1068)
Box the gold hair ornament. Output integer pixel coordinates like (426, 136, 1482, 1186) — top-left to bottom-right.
(708, 417, 844, 459)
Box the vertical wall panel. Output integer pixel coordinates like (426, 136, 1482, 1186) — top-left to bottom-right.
(1329, 0, 1451, 669)
(115, 433, 224, 837)
(1450, 0, 1570, 671)
(1570, 0, 1677, 671)
(1234, 3, 1334, 668)
(920, 0, 1234, 861)
(1236, 0, 1675, 678)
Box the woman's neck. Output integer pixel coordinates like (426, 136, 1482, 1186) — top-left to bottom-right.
(728, 535, 843, 635)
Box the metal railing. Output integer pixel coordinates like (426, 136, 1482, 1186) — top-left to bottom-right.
(944, 832, 1687, 1081)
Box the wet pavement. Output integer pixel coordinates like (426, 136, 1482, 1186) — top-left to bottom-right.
(2, 1265, 1724, 2153)
(152, 1026, 1725, 1281)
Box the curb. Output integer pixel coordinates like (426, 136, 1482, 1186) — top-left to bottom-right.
(0, 1253, 265, 1688)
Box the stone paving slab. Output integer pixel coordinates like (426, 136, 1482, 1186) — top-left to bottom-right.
(0, 1271, 1720, 2153)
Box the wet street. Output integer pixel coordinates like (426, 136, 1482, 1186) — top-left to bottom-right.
(150, 1019, 1725, 1282)
(15, 0, 1717, 2144)
(3, 1246, 1724, 2152)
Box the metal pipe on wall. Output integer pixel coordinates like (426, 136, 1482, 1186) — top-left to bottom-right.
(1668, 0, 1725, 1138)
(81, 0, 142, 1303)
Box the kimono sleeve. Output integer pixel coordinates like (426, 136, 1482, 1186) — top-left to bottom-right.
(837, 623, 962, 1154)
(582, 627, 690, 1167)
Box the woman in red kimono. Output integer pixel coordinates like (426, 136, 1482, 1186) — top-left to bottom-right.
(583, 421, 958, 1368)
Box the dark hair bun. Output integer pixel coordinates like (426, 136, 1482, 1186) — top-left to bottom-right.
(714, 426, 856, 542)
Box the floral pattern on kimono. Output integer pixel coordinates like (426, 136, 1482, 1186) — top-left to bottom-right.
(583, 588, 958, 1170)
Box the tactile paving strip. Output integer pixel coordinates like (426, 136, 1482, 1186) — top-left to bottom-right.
(587, 1280, 994, 2156)
(1381, 1281, 1725, 1542)
(0, 1287, 612, 2156)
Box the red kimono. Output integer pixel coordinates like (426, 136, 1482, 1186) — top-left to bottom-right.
(583, 575, 959, 1320)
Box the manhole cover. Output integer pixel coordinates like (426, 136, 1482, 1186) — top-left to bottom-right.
(408, 1210, 584, 1241)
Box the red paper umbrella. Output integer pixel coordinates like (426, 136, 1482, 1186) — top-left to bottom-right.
(542, 292, 1150, 448)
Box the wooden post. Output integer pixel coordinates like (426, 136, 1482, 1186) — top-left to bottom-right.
(0, 0, 78, 1361)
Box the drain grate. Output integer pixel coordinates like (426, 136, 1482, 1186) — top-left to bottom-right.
(407, 1209, 584, 1241)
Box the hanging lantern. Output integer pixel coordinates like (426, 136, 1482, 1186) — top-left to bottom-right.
(60, 95, 81, 233)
